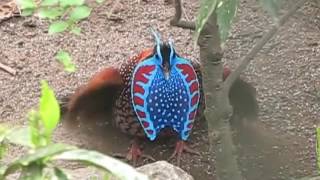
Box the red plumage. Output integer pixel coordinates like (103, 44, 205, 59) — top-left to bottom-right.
(67, 49, 257, 165)
(67, 48, 205, 165)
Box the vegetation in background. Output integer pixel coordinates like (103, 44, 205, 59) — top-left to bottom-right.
(55, 50, 76, 73)
(17, 0, 98, 34)
(195, 0, 280, 44)
(0, 80, 147, 179)
(16, 0, 101, 72)
(317, 128, 320, 173)
(193, 0, 312, 179)
(1, 0, 317, 179)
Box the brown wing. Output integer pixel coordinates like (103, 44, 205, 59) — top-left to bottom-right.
(113, 48, 155, 137)
(191, 60, 206, 120)
(118, 48, 154, 86)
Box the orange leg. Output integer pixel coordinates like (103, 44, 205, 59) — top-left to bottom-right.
(169, 140, 200, 166)
(113, 138, 155, 166)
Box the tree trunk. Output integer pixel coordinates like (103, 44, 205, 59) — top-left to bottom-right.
(197, 12, 243, 180)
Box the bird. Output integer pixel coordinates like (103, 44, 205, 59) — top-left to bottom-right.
(66, 30, 258, 166)
(67, 30, 205, 166)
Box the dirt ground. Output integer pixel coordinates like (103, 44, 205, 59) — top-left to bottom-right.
(0, 0, 319, 180)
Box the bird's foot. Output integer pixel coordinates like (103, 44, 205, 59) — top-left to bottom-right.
(113, 141, 155, 166)
(169, 140, 200, 166)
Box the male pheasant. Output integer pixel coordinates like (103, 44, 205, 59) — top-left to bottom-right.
(68, 31, 205, 165)
(67, 31, 258, 166)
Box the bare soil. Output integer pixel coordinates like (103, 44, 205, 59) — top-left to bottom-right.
(0, 0, 319, 180)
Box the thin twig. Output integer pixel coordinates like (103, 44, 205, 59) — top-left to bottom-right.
(223, 0, 308, 92)
(170, 0, 196, 30)
(0, 62, 16, 76)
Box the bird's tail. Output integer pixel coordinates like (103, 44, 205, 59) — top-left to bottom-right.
(64, 68, 124, 121)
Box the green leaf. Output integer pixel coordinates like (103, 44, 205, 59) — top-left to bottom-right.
(317, 127, 320, 172)
(41, 0, 59, 6)
(55, 50, 76, 72)
(0, 125, 10, 159)
(69, 6, 92, 21)
(103, 172, 111, 180)
(0, 124, 10, 143)
(5, 127, 34, 148)
(195, 0, 218, 43)
(0, 163, 7, 177)
(28, 110, 48, 147)
(2, 144, 75, 177)
(21, 9, 35, 16)
(37, 7, 64, 19)
(71, 26, 82, 35)
(96, 0, 105, 4)
(54, 149, 149, 180)
(19, 163, 44, 180)
(39, 80, 60, 139)
(17, 0, 37, 9)
(216, 0, 239, 42)
(0, 142, 7, 159)
(259, 0, 280, 21)
(48, 21, 69, 34)
(59, 0, 85, 7)
(54, 167, 69, 180)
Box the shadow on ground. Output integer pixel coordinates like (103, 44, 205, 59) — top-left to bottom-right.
(60, 80, 309, 180)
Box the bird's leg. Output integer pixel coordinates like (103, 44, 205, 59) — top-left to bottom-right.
(169, 140, 200, 166)
(113, 138, 155, 166)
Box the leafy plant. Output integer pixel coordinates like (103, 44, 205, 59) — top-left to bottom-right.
(0, 81, 148, 180)
(55, 50, 76, 73)
(317, 127, 320, 173)
(17, 0, 93, 35)
(195, 0, 282, 44)
(0, 0, 148, 179)
(16, 0, 94, 73)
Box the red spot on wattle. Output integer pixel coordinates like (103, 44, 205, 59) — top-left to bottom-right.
(134, 65, 156, 83)
(189, 81, 199, 93)
(147, 129, 154, 135)
(189, 110, 196, 120)
(133, 96, 144, 106)
(187, 123, 193, 129)
(191, 94, 199, 106)
(176, 64, 196, 82)
(142, 121, 149, 128)
(137, 110, 146, 118)
(133, 84, 145, 94)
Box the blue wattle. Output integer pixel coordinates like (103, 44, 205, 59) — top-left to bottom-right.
(131, 55, 200, 141)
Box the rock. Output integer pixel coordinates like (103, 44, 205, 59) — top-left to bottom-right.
(136, 161, 194, 180)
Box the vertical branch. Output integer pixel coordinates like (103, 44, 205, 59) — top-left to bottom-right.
(171, 0, 308, 179)
(170, 0, 243, 179)
(198, 12, 243, 179)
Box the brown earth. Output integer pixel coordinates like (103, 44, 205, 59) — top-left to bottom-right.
(0, 0, 319, 180)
